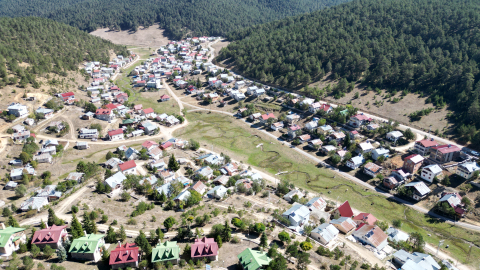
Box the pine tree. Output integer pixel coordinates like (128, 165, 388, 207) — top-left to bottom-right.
(71, 213, 84, 239)
(40, 219, 46, 229)
(56, 245, 67, 262)
(168, 154, 180, 172)
(8, 216, 19, 227)
(260, 232, 268, 249)
(118, 225, 127, 242)
(135, 230, 152, 256)
(82, 212, 91, 234)
(216, 235, 223, 248)
(222, 220, 231, 242)
(106, 226, 116, 243)
(47, 208, 61, 226)
(90, 220, 98, 234)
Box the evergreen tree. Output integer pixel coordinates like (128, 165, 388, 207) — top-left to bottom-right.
(135, 230, 152, 257)
(56, 245, 67, 262)
(168, 154, 180, 172)
(30, 244, 40, 258)
(106, 226, 116, 243)
(70, 213, 84, 239)
(40, 219, 46, 229)
(118, 225, 127, 242)
(47, 208, 60, 226)
(260, 232, 268, 249)
(216, 235, 222, 248)
(82, 212, 91, 234)
(8, 216, 19, 227)
(222, 220, 232, 242)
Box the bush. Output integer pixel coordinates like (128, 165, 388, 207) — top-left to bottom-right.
(231, 236, 241, 243)
(127, 218, 137, 225)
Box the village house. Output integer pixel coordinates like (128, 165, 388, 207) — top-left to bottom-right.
(13, 130, 31, 141)
(305, 121, 318, 132)
(305, 197, 327, 211)
(329, 132, 346, 143)
(118, 160, 137, 175)
(160, 94, 170, 102)
(332, 201, 354, 218)
(140, 175, 158, 186)
(349, 114, 371, 128)
(151, 241, 180, 265)
(142, 140, 159, 151)
(207, 185, 228, 199)
(308, 139, 323, 149)
(36, 185, 62, 201)
(383, 177, 400, 190)
(372, 148, 390, 161)
(288, 124, 302, 139)
(96, 108, 115, 121)
(237, 248, 272, 270)
(174, 190, 191, 204)
(195, 166, 214, 179)
(249, 113, 262, 121)
(436, 192, 465, 218)
(158, 170, 175, 183)
(349, 130, 360, 139)
(33, 153, 52, 164)
(393, 250, 440, 270)
(213, 175, 229, 186)
(321, 145, 337, 154)
(259, 113, 275, 125)
(79, 128, 99, 139)
(270, 121, 284, 131)
(66, 172, 84, 183)
(69, 234, 105, 262)
(353, 225, 388, 251)
(20, 197, 49, 211)
(403, 182, 431, 201)
(283, 189, 304, 203)
(142, 108, 155, 118)
(148, 147, 163, 160)
(220, 163, 238, 176)
(309, 102, 321, 114)
(108, 129, 124, 141)
(8, 103, 28, 117)
(36, 107, 54, 119)
(386, 131, 403, 142)
(299, 134, 311, 143)
(403, 154, 424, 174)
(31, 225, 68, 249)
(76, 141, 89, 150)
(352, 213, 377, 226)
(191, 237, 219, 262)
(311, 224, 339, 245)
(386, 227, 409, 242)
(282, 204, 311, 231)
(4, 181, 17, 190)
(190, 181, 207, 194)
(286, 114, 301, 124)
(60, 92, 75, 101)
(329, 217, 357, 234)
(24, 118, 35, 126)
(318, 125, 333, 134)
(420, 164, 443, 183)
(357, 141, 374, 153)
(109, 242, 139, 269)
(0, 225, 27, 255)
(429, 144, 461, 163)
(391, 169, 411, 182)
(414, 138, 439, 156)
(364, 162, 382, 177)
(346, 155, 365, 170)
(105, 172, 127, 191)
(456, 162, 480, 179)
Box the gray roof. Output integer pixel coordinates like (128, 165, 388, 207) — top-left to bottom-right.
(207, 185, 228, 198)
(125, 147, 139, 159)
(173, 189, 191, 201)
(393, 251, 440, 270)
(140, 175, 158, 186)
(311, 223, 339, 243)
(66, 172, 84, 181)
(10, 168, 24, 177)
(20, 197, 49, 211)
(458, 162, 480, 173)
(105, 172, 127, 188)
(175, 176, 192, 186)
(423, 164, 442, 174)
(195, 166, 213, 177)
(36, 185, 58, 197)
(105, 158, 122, 168)
(350, 156, 365, 165)
(282, 204, 310, 223)
(6, 181, 17, 188)
(386, 227, 409, 242)
(156, 182, 172, 197)
(405, 182, 431, 196)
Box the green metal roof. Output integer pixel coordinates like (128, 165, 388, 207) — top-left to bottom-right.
(122, 119, 137, 124)
(151, 241, 180, 263)
(238, 248, 272, 270)
(0, 227, 26, 248)
(69, 234, 105, 254)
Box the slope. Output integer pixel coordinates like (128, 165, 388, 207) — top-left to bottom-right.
(218, 0, 480, 145)
(0, 17, 128, 89)
(0, 0, 352, 39)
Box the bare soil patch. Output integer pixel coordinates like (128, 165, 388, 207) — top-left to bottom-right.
(91, 24, 171, 48)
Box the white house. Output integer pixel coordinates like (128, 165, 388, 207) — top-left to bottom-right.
(7, 103, 28, 117)
(79, 128, 99, 139)
(206, 185, 228, 199)
(305, 121, 318, 131)
(386, 131, 403, 142)
(270, 121, 284, 131)
(456, 162, 480, 179)
(108, 129, 124, 141)
(283, 189, 304, 202)
(352, 225, 388, 251)
(357, 142, 374, 153)
(118, 160, 137, 175)
(311, 224, 339, 245)
(346, 155, 365, 169)
(420, 164, 443, 183)
(282, 204, 310, 231)
(104, 172, 127, 190)
(372, 148, 390, 161)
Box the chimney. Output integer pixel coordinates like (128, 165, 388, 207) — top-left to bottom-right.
(0, 223, 5, 230)
(118, 241, 121, 247)
(84, 230, 87, 237)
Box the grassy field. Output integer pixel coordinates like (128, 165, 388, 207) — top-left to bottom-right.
(175, 111, 480, 265)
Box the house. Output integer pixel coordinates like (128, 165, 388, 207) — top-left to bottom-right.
(195, 166, 214, 179)
(383, 177, 399, 190)
(41, 146, 57, 155)
(190, 181, 207, 194)
(309, 102, 322, 114)
(105, 158, 123, 169)
(142, 108, 155, 118)
(367, 124, 379, 130)
(308, 139, 323, 149)
(429, 144, 461, 163)
(259, 113, 275, 125)
(109, 243, 139, 269)
(414, 138, 439, 156)
(305, 197, 327, 211)
(158, 170, 175, 183)
(349, 130, 359, 138)
(76, 141, 89, 150)
(270, 121, 284, 131)
(108, 129, 124, 141)
(237, 248, 272, 270)
(133, 104, 143, 113)
(191, 237, 219, 261)
(283, 189, 304, 203)
(285, 114, 301, 124)
(36, 185, 62, 201)
(319, 104, 332, 114)
(118, 160, 137, 175)
(281, 204, 310, 231)
(305, 121, 318, 131)
(329, 217, 357, 234)
(457, 162, 480, 179)
(69, 234, 105, 262)
(298, 134, 311, 143)
(160, 95, 170, 102)
(60, 92, 75, 101)
(31, 225, 68, 249)
(372, 148, 389, 161)
(311, 224, 339, 245)
(318, 125, 333, 134)
(148, 147, 163, 160)
(66, 172, 84, 183)
(421, 164, 443, 183)
(10, 168, 25, 181)
(249, 113, 262, 121)
(213, 175, 229, 186)
(13, 131, 31, 141)
(353, 225, 388, 251)
(403, 154, 424, 174)
(24, 118, 35, 126)
(35, 107, 54, 119)
(393, 250, 440, 270)
(386, 131, 403, 142)
(7, 103, 28, 117)
(200, 153, 225, 166)
(357, 142, 374, 153)
(207, 185, 228, 199)
(236, 179, 254, 190)
(332, 201, 354, 218)
(174, 190, 191, 203)
(349, 114, 371, 127)
(329, 132, 346, 143)
(437, 192, 465, 217)
(220, 163, 238, 176)
(386, 227, 409, 242)
(391, 169, 411, 182)
(363, 163, 382, 177)
(0, 225, 27, 255)
(149, 159, 166, 170)
(353, 213, 377, 226)
(235, 81, 245, 89)
(346, 155, 365, 170)
(79, 128, 98, 139)
(151, 241, 180, 265)
(142, 140, 159, 151)
(404, 182, 431, 201)
(4, 181, 17, 190)
(287, 125, 302, 139)
(336, 150, 348, 161)
(140, 175, 158, 186)
(321, 145, 337, 154)
(33, 154, 52, 163)
(96, 108, 114, 121)
(20, 197, 49, 211)
(105, 172, 127, 190)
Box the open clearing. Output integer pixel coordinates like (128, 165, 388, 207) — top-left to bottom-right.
(174, 111, 480, 265)
(91, 24, 171, 48)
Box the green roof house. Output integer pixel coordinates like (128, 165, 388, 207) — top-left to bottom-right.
(238, 248, 272, 270)
(0, 224, 26, 256)
(151, 241, 180, 264)
(69, 233, 105, 262)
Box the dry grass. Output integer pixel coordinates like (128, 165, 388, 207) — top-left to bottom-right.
(91, 24, 171, 49)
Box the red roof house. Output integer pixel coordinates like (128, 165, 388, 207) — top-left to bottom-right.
(60, 92, 75, 101)
(142, 108, 154, 116)
(108, 129, 124, 137)
(161, 141, 173, 150)
(353, 213, 377, 226)
(119, 160, 137, 173)
(333, 201, 354, 218)
(31, 225, 68, 249)
(133, 104, 143, 111)
(160, 95, 170, 102)
(261, 113, 275, 121)
(191, 237, 219, 261)
(142, 140, 159, 151)
(105, 103, 119, 110)
(109, 243, 139, 269)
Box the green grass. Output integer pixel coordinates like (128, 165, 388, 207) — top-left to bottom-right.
(175, 111, 480, 265)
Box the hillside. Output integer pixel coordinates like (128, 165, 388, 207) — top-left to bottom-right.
(0, 17, 128, 89)
(0, 0, 351, 39)
(218, 0, 480, 145)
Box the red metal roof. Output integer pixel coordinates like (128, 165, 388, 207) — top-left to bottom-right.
(416, 139, 438, 148)
(337, 201, 354, 217)
(109, 243, 139, 265)
(108, 129, 123, 137)
(143, 108, 154, 114)
(119, 160, 136, 171)
(191, 237, 218, 258)
(133, 104, 143, 110)
(352, 114, 371, 121)
(61, 92, 74, 98)
(261, 113, 275, 120)
(353, 213, 377, 226)
(161, 141, 173, 150)
(160, 94, 170, 99)
(105, 103, 119, 110)
(142, 140, 159, 149)
(431, 144, 461, 154)
(31, 225, 67, 245)
(96, 108, 112, 115)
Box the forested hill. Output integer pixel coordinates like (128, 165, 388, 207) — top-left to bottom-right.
(0, 0, 351, 39)
(0, 17, 128, 88)
(218, 0, 480, 142)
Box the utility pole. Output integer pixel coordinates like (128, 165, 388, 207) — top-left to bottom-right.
(436, 240, 444, 257)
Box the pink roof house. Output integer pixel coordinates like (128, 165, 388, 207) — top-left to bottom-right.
(191, 237, 218, 261)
